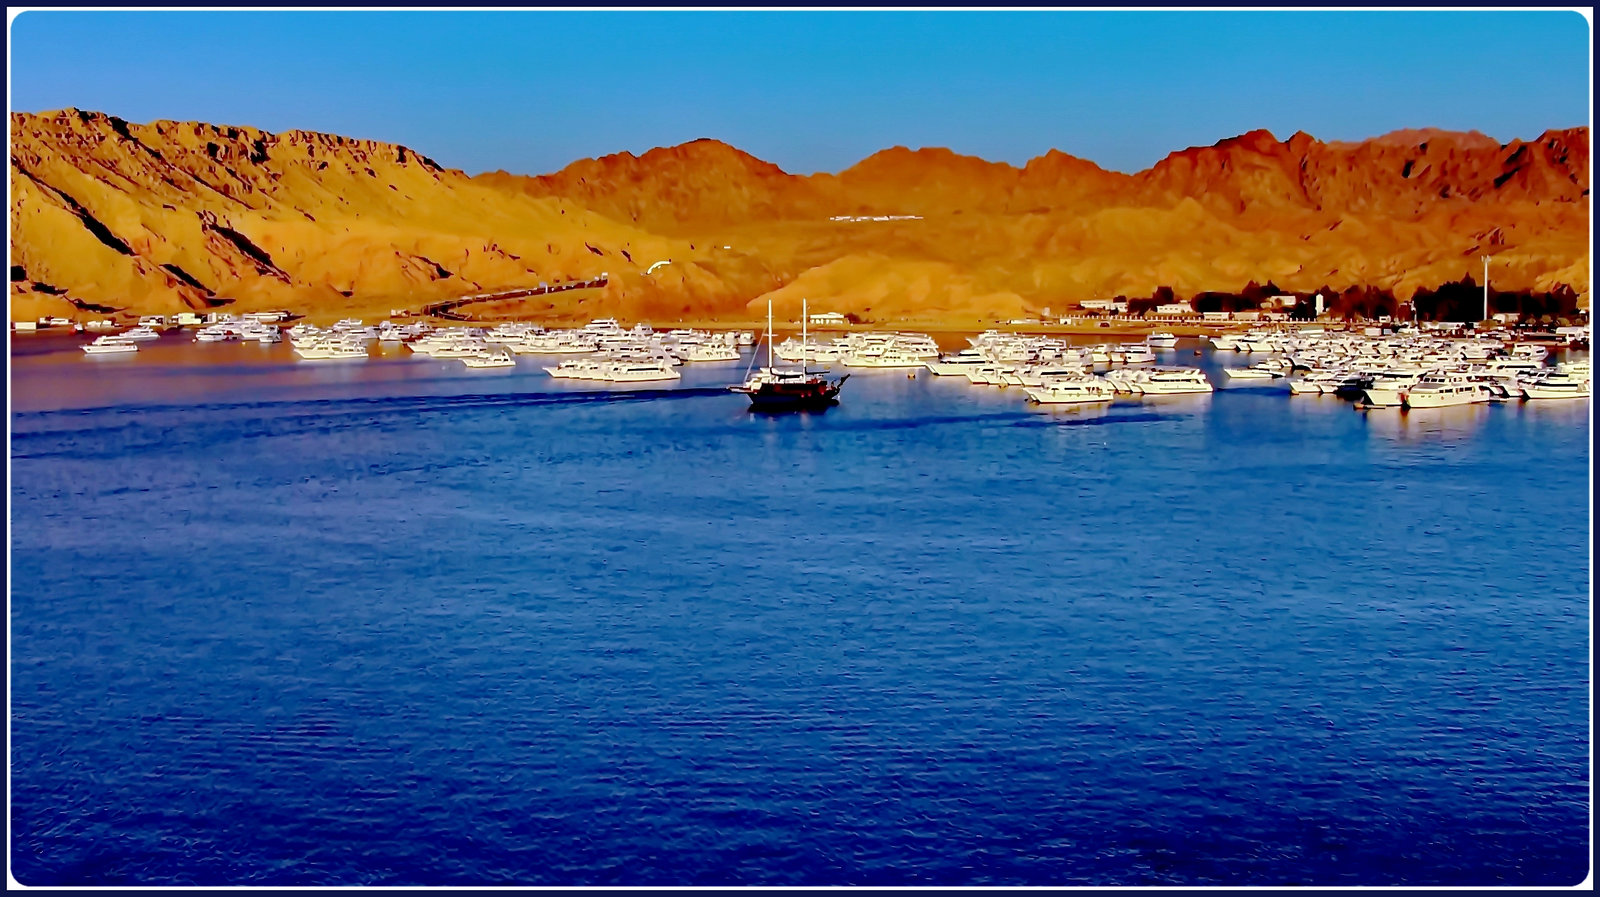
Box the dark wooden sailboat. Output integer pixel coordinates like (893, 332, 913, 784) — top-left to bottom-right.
(729, 299, 848, 411)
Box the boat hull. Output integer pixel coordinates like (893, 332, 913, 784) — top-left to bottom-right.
(1362, 387, 1407, 407)
(1522, 384, 1590, 400)
(732, 378, 845, 411)
(1401, 390, 1490, 408)
(1024, 386, 1114, 404)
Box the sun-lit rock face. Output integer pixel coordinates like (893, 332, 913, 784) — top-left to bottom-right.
(10, 110, 1589, 325)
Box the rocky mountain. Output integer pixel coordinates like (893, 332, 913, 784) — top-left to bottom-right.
(9, 109, 1589, 325)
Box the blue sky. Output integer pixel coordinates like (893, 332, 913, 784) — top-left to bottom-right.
(8, 10, 1591, 176)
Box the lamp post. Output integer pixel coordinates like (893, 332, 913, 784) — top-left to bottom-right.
(1481, 255, 1490, 324)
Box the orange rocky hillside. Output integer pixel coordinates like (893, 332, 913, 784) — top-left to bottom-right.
(10, 109, 780, 325)
(10, 108, 1590, 325)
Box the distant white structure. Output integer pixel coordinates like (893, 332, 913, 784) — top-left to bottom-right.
(828, 215, 924, 222)
(808, 311, 848, 326)
(172, 312, 202, 326)
(1314, 293, 1325, 316)
(1079, 299, 1128, 313)
(1153, 303, 1192, 316)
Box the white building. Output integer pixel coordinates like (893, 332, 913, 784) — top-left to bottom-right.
(808, 311, 848, 326)
(1079, 299, 1128, 314)
(1153, 303, 1193, 316)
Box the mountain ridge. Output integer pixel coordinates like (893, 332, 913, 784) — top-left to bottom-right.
(10, 109, 1590, 324)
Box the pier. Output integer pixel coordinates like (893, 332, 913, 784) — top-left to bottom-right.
(422, 274, 609, 321)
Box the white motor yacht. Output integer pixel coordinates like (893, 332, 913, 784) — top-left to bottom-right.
(462, 348, 517, 369)
(841, 347, 925, 368)
(925, 351, 992, 376)
(1401, 372, 1493, 408)
(680, 344, 741, 363)
(81, 337, 139, 355)
(1521, 371, 1591, 400)
(1134, 367, 1213, 394)
(599, 361, 680, 382)
(545, 359, 607, 379)
(1024, 376, 1116, 404)
(1016, 365, 1092, 388)
(1119, 344, 1157, 365)
(297, 343, 369, 361)
(1361, 370, 1425, 407)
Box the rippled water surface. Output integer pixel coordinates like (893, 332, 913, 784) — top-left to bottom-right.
(9, 333, 1592, 886)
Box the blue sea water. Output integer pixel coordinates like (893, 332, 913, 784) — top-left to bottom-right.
(8, 333, 1592, 886)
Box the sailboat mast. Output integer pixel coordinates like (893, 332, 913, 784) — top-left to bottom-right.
(802, 297, 808, 376)
(767, 299, 773, 371)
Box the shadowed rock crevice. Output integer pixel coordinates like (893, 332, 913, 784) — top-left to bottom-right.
(200, 214, 292, 281)
(18, 167, 136, 256)
(69, 296, 122, 314)
(159, 263, 210, 293)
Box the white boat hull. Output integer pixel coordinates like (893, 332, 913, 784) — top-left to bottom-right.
(1402, 389, 1491, 408)
(925, 362, 988, 376)
(1139, 383, 1213, 395)
(1362, 388, 1407, 407)
(1024, 385, 1115, 404)
(1522, 383, 1590, 400)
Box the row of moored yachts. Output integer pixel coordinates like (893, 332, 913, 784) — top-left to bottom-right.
(1211, 328, 1591, 405)
(915, 330, 1210, 404)
(76, 318, 1591, 406)
(286, 318, 756, 381)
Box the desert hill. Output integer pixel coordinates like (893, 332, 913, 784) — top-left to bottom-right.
(10, 109, 784, 324)
(9, 109, 1590, 325)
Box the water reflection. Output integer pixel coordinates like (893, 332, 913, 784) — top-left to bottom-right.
(1025, 402, 1111, 422)
(1133, 392, 1213, 414)
(1359, 402, 1491, 442)
(1508, 396, 1593, 426)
